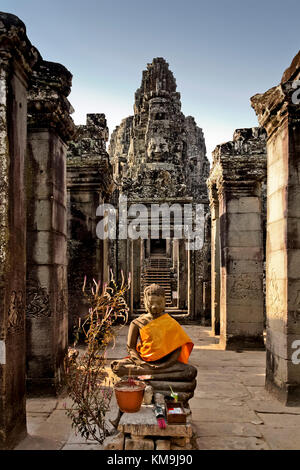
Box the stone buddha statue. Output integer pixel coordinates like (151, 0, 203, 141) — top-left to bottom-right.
(111, 284, 197, 405)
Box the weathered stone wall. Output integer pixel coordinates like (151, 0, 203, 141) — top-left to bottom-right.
(26, 60, 75, 394)
(67, 114, 114, 335)
(251, 51, 300, 403)
(0, 12, 39, 449)
(207, 127, 267, 348)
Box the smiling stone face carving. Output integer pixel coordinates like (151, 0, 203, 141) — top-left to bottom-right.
(146, 136, 169, 162)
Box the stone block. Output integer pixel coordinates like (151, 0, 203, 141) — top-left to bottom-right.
(103, 432, 124, 450)
(226, 230, 262, 248)
(125, 437, 154, 450)
(171, 443, 193, 450)
(267, 158, 288, 197)
(287, 186, 300, 219)
(287, 249, 300, 279)
(156, 439, 171, 450)
(226, 322, 263, 336)
(171, 437, 191, 447)
(223, 247, 262, 261)
(227, 213, 261, 232)
(225, 273, 263, 307)
(266, 250, 286, 280)
(227, 197, 260, 214)
(29, 231, 67, 265)
(227, 305, 264, 324)
(268, 219, 286, 252)
(267, 131, 283, 166)
(268, 189, 286, 224)
(227, 259, 262, 274)
(287, 218, 300, 249)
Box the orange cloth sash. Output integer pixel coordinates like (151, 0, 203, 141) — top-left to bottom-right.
(136, 313, 194, 364)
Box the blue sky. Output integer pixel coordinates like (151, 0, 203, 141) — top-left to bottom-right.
(1, 0, 299, 158)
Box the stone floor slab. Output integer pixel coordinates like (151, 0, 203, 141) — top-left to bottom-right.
(193, 422, 262, 438)
(26, 398, 58, 414)
(196, 436, 269, 450)
(191, 407, 263, 424)
(257, 412, 300, 427)
(194, 381, 250, 399)
(260, 426, 300, 450)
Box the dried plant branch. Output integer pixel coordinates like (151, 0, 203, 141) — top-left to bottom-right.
(64, 271, 130, 443)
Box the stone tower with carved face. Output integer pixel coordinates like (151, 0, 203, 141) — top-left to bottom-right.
(108, 58, 210, 321)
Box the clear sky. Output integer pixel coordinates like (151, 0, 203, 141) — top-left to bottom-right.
(1, 0, 300, 159)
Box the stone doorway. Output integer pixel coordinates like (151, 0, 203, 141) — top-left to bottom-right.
(150, 239, 167, 256)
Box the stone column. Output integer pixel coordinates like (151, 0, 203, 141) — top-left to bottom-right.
(194, 248, 204, 320)
(67, 114, 113, 334)
(130, 239, 141, 311)
(251, 51, 300, 403)
(207, 128, 267, 348)
(202, 213, 211, 325)
(0, 13, 38, 449)
(26, 60, 75, 394)
(219, 182, 265, 349)
(187, 244, 195, 319)
(178, 239, 188, 310)
(209, 187, 221, 335)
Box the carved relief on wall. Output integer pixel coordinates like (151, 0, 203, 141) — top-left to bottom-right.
(229, 274, 261, 300)
(267, 269, 283, 318)
(26, 278, 51, 318)
(8, 290, 24, 332)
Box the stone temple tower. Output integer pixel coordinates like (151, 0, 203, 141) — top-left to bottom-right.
(109, 58, 211, 321)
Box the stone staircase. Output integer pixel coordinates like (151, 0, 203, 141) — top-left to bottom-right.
(141, 257, 173, 307)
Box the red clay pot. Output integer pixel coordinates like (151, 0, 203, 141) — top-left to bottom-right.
(114, 379, 146, 413)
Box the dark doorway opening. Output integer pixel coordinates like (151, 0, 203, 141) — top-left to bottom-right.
(150, 239, 166, 255)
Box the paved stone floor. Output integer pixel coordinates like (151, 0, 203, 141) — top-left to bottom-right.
(15, 325, 300, 450)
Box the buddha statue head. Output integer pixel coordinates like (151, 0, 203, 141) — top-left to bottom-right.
(144, 284, 166, 318)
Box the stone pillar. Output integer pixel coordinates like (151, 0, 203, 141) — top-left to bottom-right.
(202, 213, 211, 325)
(187, 244, 195, 319)
(207, 128, 267, 348)
(194, 248, 204, 320)
(178, 240, 188, 310)
(0, 13, 38, 449)
(251, 51, 300, 403)
(67, 114, 113, 334)
(26, 60, 75, 394)
(209, 188, 221, 335)
(130, 239, 141, 311)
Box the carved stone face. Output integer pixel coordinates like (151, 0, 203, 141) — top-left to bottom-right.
(144, 294, 165, 318)
(147, 136, 169, 161)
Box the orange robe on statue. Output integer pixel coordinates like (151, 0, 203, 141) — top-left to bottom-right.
(136, 313, 194, 364)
